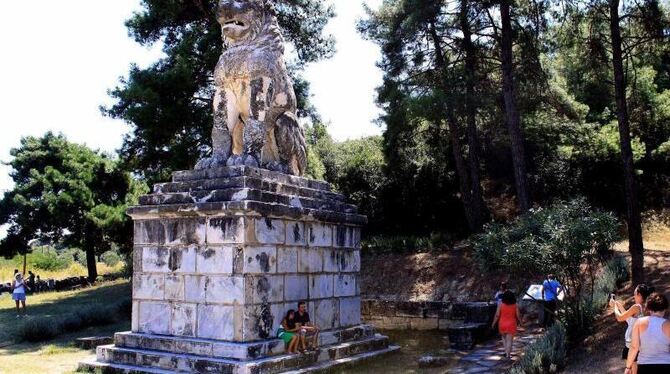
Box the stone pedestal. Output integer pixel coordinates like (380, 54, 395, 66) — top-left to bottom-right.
(79, 166, 397, 374)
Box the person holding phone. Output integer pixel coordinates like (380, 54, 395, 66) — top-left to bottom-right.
(611, 284, 654, 374)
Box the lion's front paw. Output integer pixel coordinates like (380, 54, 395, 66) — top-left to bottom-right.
(226, 154, 259, 168)
(194, 153, 228, 170)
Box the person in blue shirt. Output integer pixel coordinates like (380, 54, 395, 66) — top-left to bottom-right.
(541, 274, 561, 327)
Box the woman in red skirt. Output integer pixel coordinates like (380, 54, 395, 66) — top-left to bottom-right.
(491, 290, 522, 359)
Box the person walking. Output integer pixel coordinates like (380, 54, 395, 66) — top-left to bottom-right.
(542, 274, 561, 327)
(611, 284, 654, 374)
(494, 281, 508, 305)
(625, 292, 670, 374)
(491, 290, 522, 359)
(11, 273, 29, 317)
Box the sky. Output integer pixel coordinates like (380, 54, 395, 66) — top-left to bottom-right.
(0, 0, 384, 195)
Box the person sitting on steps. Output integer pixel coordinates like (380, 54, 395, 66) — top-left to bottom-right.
(277, 309, 303, 354)
(296, 301, 320, 350)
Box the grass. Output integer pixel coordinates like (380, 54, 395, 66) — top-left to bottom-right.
(0, 259, 124, 284)
(0, 280, 130, 343)
(0, 280, 131, 374)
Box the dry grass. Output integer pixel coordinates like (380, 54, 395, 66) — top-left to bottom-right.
(0, 261, 123, 284)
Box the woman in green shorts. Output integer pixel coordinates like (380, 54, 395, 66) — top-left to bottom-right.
(277, 309, 301, 353)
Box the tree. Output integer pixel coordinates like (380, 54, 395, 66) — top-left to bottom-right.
(105, 0, 335, 184)
(0, 133, 144, 281)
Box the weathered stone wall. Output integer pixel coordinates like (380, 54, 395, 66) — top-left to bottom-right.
(132, 215, 362, 342)
(361, 300, 496, 331)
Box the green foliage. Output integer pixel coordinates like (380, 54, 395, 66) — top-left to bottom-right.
(473, 198, 620, 342)
(100, 250, 121, 267)
(362, 233, 452, 253)
(19, 247, 72, 272)
(509, 323, 567, 374)
(16, 298, 130, 342)
(0, 132, 144, 279)
(61, 248, 87, 267)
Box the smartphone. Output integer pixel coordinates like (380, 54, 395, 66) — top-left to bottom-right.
(610, 293, 616, 300)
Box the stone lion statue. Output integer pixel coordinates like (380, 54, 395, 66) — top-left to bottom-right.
(194, 0, 307, 176)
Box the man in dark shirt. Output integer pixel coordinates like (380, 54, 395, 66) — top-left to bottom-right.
(295, 301, 320, 350)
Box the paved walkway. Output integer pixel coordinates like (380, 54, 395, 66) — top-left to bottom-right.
(447, 327, 543, 373)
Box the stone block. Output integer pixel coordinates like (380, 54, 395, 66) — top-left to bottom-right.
(164, 274, 184, 301)
(323, 249, 339, 273)
(309, 274, 333, 299)
(277, 247, 298, 273)
(205, 276, 244, 304)
(141, 247, 169, 273)
(284, 275, 309, 302)
(314, 298, 339, 330)
(133, 274, 164, 300)
(339, 297, 361, 327)
(139, 302, 170, 335)
(243, 246, 277, 274)
(170, 303, 196, 336)
(334, 274, 357, 297)
(334, 226, 361, 248)
(197, 304, 235, 340)
(409, 318, 439, 330)
(207, 217, 245, 244)
(134, 220, 165, 245)
(338, 250, 360, 273)
(286, 221, 306, 246)
(196, 246, 233, 274)
(248, 275, 285, 304)
(270, 302, 285, 335)
(253, 217, 285, 244)
(131, 301, 139, 332)
(164, 218, 206, 245)
(243, 303, 275, 340)
(168, 245, 197, 273)
(132, 247, 143, 273)
(184, 275, 206, 303)
(298, 248, 323, 273)
(307, 223, 332, 247)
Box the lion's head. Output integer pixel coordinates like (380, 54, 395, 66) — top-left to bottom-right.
(217, 0, 278, 46)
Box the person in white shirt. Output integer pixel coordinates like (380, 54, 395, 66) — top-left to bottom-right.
(611, 284, 654, 374)
(625, 292, 670, 374)
(11, 273, 30, 317)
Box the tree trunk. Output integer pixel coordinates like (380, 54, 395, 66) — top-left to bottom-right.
(429, 22, 479, 231)
(608, 0, 645, 285)
(460, 0, 489, 231)
(85, 245, 98, 282)
(500, 2, 531, 212)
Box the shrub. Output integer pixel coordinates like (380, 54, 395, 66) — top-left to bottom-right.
(62, 247, 87, 266)
(509, 323, 567, 374)
(100, 250, 121, 267)
(17, 318, 62, 342)
(21, 246, 73, 271)
(473, 198, 620, 343)
(16, 298, 130, 342)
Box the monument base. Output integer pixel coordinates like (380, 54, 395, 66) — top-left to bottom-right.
(78, 324, 398, 374)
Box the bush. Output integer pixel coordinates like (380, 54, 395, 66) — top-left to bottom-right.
(17, 318, 62, 342)
(509, 323, 567, 374)
(20, 246, 73, 271)
(16, 298, 130, 342)
(100, 250, 121, 267)
(62, 247, 87, 266)
(473, 198, 620, 343)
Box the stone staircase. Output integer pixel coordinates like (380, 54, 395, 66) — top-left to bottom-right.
(78, 324, 399, 374)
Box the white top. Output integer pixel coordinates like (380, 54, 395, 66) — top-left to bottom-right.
(13, 280, 26, 294)
(638, 316, 670, 365)
(624, 304, 644, 348)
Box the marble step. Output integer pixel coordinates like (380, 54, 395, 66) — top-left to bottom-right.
(154, 176, 345, 203)
(79, 343, 400, 374)
(113, 325, 376, 360)
(138, 187, 358, 214)
(283, 345, 401, 374)
(94, 335, 390, 374)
